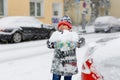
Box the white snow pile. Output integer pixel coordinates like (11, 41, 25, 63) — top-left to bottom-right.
(49, 30, 79, 51)
(49, 30, 79, 42)
(93, 37, 120, 63)
(92, 37, 120, 80)
(0, 16, 43, 29)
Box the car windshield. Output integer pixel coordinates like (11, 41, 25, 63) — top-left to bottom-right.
(94, 22, 108, 26)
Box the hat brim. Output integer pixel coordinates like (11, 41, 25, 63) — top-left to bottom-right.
(58, 21, 72, 29)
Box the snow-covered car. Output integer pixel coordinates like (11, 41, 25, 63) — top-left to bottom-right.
(0, 16, 55, 43)
(94, 16, 120, 33)
(81, 36, 120, 80)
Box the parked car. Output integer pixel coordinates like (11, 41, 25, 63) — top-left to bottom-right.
(94, 16, 120, 33)
(81, 36, 120, 80)
(0, 16, 55, 43)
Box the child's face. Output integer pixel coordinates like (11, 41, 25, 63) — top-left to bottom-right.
(58, 24, 70, 31)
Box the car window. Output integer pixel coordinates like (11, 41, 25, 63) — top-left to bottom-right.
(94, 22, 107, 26)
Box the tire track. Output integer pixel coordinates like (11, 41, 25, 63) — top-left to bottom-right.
(0, 40, 47, 53)
(0, 49, 53, 63)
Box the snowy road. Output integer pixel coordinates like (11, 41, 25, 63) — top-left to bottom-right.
(0, 40, 53, 63)
(0, 32, 120, 80)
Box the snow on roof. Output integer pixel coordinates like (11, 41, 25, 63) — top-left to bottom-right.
(95, 16, 119, 24)
(0, 16, 43, 29)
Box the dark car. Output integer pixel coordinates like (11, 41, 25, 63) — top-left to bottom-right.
(0, 16, 55, 43)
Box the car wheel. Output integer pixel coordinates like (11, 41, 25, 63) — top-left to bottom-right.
(95, 31, 99, 33)
(109, 28, 115, 33)
(12, 32, 22, 43)
(106, 28, 114, 33)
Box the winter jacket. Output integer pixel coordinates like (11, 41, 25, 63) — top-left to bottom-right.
(47, 30, 81, 76)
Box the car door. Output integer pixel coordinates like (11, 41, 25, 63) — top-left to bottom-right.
(37, 27, 49, 38)
(21, 27, 37, 40)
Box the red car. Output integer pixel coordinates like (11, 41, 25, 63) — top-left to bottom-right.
(81, 36, 120, 80)
(81, 57, 103, 80)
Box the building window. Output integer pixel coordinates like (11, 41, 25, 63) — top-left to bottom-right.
(30, 0, 43, 17)
(52, 3, 62, 17)
(30, 2, 35, 16)
(54, 11, 58, 16)
(0, 0, 4, 16)
(37, 3, 41, 16)
(53, 3, 59, 16)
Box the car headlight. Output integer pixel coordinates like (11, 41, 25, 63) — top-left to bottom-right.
(0, 29, 13, 32)
(0, 29, 4, 32)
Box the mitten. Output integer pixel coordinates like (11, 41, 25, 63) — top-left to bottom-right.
(47, 40, 55, 49)
(77, 37, 85, 48)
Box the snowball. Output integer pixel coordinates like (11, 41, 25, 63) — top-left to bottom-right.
(49, 30, 79, 42)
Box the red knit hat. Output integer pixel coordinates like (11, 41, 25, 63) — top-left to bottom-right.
(58, 21, 72, 29)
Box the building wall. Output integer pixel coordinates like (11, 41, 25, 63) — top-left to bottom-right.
(8, 0, 30, 16)
(6, 0, 120, 25)
(110, 0, 120, 18)
(7, 0, 64, 24)
(41, 0, 64, 24)
(65, 1, 91, 25)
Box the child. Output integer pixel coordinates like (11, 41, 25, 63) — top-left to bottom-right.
(47, 16, 81, 80)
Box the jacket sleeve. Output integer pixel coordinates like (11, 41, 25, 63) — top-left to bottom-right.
(46, 31, 57, 49)
(77, 37, 85, 48)
(47, 40, 55, 49)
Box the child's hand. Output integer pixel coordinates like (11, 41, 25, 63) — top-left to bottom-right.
(77, 42, 81, 48)
(77, 37, 85, 48)
(47, 40, 55, 49)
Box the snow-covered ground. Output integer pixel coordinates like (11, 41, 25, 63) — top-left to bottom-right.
(0, 32, 120, 80)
